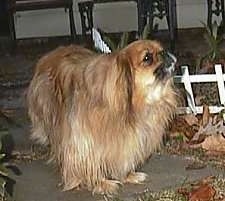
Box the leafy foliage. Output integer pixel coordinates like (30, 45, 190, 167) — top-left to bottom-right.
(0, 141, 7, 201)
(202, 21, 222, 61)
(0, 131, 12, 201)
(101, 32, 129, 52)
(140, 23, 152, 40)
(198, 21, 224, 72)
(99, 23, 152, 52)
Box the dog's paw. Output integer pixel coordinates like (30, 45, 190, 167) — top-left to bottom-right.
(93, 179, 122, 195)
(124, 172, 148, 184)
(62, 179, 82, 191)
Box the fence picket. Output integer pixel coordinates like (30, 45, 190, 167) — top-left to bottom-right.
(174, 64, 225, 114)
(215, 64, 225, 105)
(181, 66, 196, 114)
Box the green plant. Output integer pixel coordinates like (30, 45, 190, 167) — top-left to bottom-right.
(174, 134, 184, 143)
(0, 131, 13, 201)
(102, 31, 129, 52)
(100, 23, 152, 52)
(203, 21, 222, 60)
(197, 21, 224, 72)
(0, 140, 9, 201)
(140, 23, 152, 40)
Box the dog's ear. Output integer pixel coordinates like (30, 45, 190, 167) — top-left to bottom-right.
(104, 53, 134, 114)
(117, 53, 133, 104)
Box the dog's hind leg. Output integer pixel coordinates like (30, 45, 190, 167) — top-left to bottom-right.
(30, 123, 49, 145)
(62, 178, 82, 191)
(93, 179, 122, 195)
(124, 172, 148, 184)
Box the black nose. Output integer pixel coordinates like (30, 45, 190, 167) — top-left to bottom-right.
(159, 50, 176, 68)
(154, 50, 177, 81)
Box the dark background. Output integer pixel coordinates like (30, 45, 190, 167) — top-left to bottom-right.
(0, 0, 10, 36)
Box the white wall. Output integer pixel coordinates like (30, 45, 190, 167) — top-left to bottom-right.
(14, 0, 223, 38)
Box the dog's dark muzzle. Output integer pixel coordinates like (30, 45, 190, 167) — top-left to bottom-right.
(154, 50, 177, 81)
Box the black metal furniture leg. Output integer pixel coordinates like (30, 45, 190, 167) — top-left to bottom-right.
(148, 0, 154, 34)
(221, 0, 225, 27)
(207, 0, 225, 31)
(167, 0, 177, 52)
(69, 5, 76, 41)
(207, 0, 213, 30)
(138, 0, 177, 51)
(8, 12, 16, 48)
(137, 0, 150, 37)
(78, 1, 94, 37)
(172, 0, 178, 38)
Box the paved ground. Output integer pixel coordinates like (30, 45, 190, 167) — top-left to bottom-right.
(0, 29, 225, 201)
(10, 154, 225, 201)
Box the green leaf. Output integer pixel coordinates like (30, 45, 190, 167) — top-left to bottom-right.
(0, 177, 6, 198)
(201, 21, 216, 47)
(0, 130, 9, 140)
(212, 20, 218, 40)
(118, 32, 129, 49)
(0, 154, 5, 160)
(102, 34, 117, 52)
(0, 177, 6, 189)
(0, 165, 8, 177)
(142, 23, 151, 40)
(200, 20, 222, 63)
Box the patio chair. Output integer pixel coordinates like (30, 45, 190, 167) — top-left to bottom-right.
(7, 0, 77, 45)
(137, 0, 177, 52)
(207, 0, 225, 31)
(78, 0, 177, 52)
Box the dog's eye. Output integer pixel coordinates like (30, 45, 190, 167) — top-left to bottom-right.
(143, 52, 153, 65)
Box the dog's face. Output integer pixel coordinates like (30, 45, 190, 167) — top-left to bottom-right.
(118, 40, 176, 105)
(120, 40, 176, 83)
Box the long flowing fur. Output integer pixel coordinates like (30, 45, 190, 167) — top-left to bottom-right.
(27, 40, 177, 194)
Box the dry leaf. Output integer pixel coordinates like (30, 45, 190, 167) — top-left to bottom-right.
(188, 134, 206, 145)
(190, 106, 222, 143)
(201, 134, 225, 152)
(177, 187, 189, 197)
(202, 105, 210, 128)
(0, 108, 16, 116)
(185, 162, 206, 170)
(183, 114, 199, 126)
(177, 176, 216, 200)
(195, 95, 206, 106)
(205, 150, 225, 156)
(188, 184, 216, 201)
(170, 116, 197, 140)
(199, 176, 215, 185)
(192, 117, 225, 142)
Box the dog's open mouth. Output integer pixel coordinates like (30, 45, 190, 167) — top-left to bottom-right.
(154, 51, 177, 81)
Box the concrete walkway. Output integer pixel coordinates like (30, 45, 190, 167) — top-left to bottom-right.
(2, 108, 224, 201)
(10, 154, 225, 201)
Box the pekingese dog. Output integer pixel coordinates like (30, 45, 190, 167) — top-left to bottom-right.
(27, 40, 177, 195)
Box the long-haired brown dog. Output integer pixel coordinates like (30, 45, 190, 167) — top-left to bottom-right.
(27, 40, 177, 195)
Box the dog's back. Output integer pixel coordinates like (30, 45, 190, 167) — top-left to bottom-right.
(27, 45, 96, 145)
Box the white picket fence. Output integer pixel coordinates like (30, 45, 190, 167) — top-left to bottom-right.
(174, 64, 225, 114)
